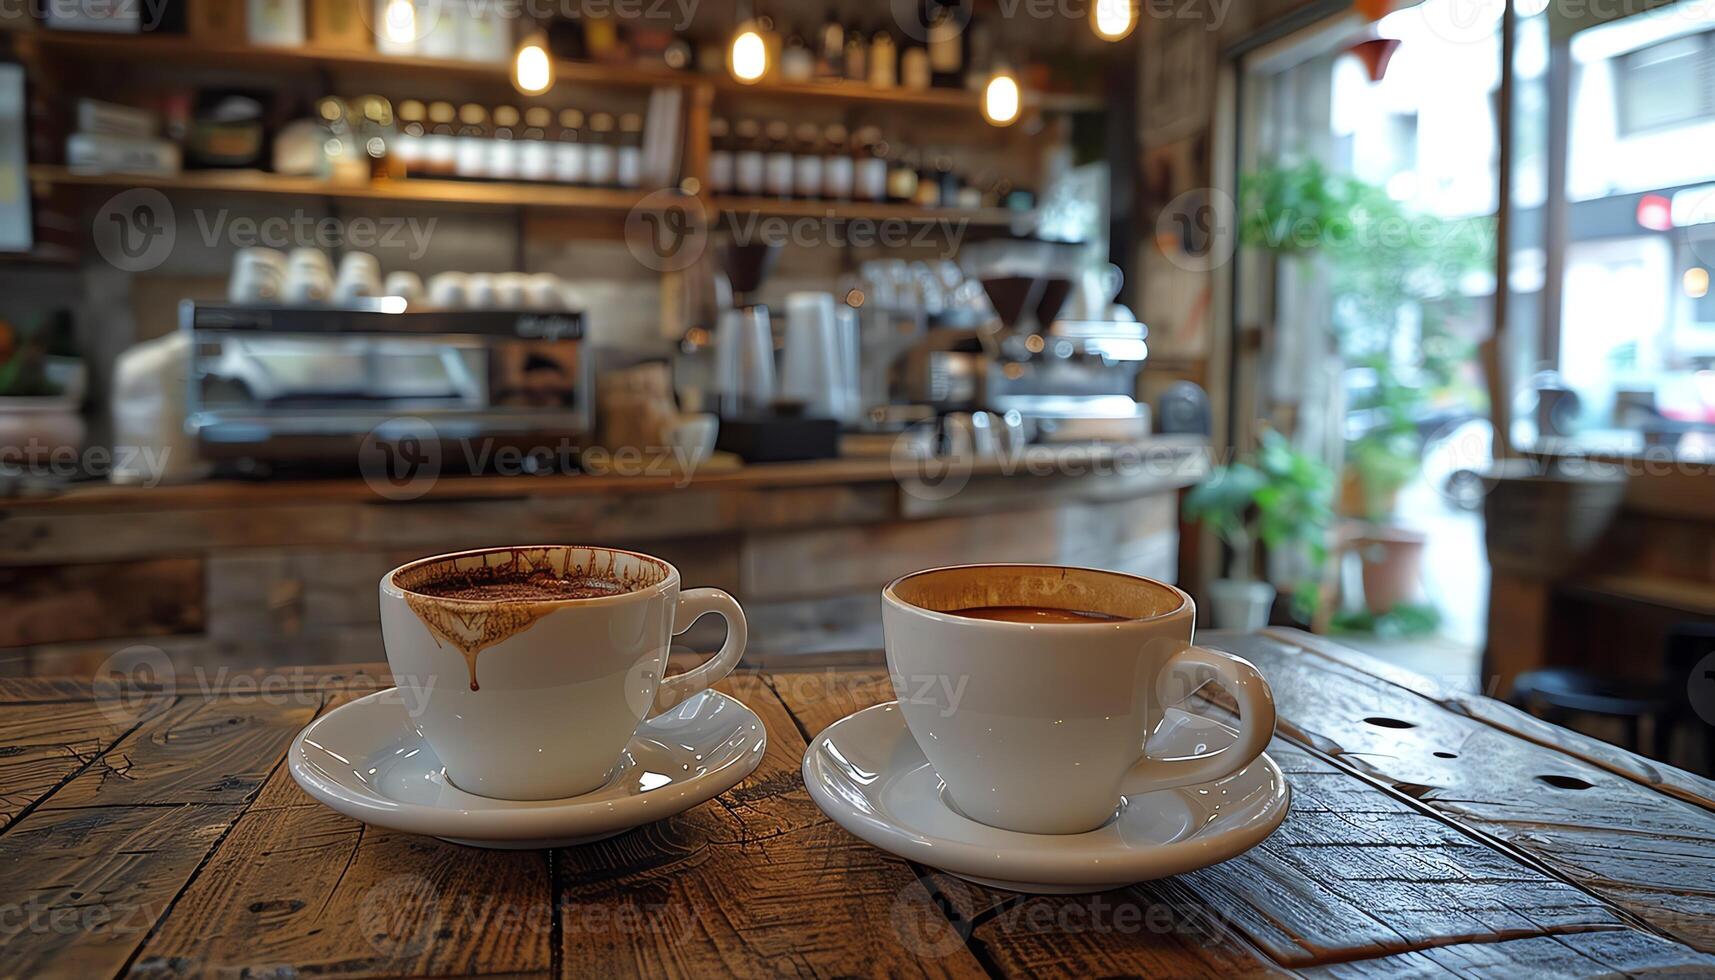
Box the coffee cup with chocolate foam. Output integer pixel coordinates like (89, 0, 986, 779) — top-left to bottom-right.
(380, 545, 747, 800)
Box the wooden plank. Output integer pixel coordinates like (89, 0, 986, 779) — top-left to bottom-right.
(0, 802, 246, 980)
(768, 663, 1711, 975)
(1219, 629, 1715, 953)
(42, 694, 319, 809)
(0, 559, 204, 647)
(1267, 627, 1715, 811)
(132, 775, 553, 978)
(552, 671, 986, 978)
(0, 697, 174, 831)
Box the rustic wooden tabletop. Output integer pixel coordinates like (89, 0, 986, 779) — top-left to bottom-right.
(3, 628, 1713, 978)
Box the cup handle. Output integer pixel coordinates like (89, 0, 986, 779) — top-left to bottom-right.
(651, 587, 748, 716)
(1119, 645, 1276, 796)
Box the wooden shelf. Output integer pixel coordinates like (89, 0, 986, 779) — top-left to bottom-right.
(708, 74, 1102, 113)
(711, 195, 1024, 226)
(25, 32, 1103, 112)
(24, 31, 685, 89)
(29, 166, 650, 212)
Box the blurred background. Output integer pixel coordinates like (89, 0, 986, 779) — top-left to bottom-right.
(0, 0, 1711, 772)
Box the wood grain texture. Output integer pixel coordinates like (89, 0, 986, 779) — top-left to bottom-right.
(763, 665, 1700, 975)
(551, 672, 986, 978)
(1215, 630, 1715, 953)
(3, 635, 1714, 978)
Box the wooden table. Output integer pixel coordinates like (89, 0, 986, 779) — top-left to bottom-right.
(5, 628, 1715, 978)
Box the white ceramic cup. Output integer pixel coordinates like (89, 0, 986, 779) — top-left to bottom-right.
(882, 564, 1276, 835)
(380, 545, 748, 801)
(229, 247, 288, 303)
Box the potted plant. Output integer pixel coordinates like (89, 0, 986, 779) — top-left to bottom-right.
(1184, 430, 1334, 630)
(0, 313, 86, 471)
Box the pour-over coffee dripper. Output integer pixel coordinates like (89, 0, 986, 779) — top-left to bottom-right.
(960, 238, 1085, 336)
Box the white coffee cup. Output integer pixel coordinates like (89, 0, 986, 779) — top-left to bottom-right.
(882, 564, 1276, 835)
(380, 544, 748, 801)
(229, 247, 288, 303)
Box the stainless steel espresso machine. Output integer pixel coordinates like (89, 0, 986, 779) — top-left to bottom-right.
(894, 238, 1151, 443)
(182, 301, 591, 475)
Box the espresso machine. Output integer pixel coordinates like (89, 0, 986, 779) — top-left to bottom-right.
(894, 238, 1151, 443)
(182, 300, 591, 475)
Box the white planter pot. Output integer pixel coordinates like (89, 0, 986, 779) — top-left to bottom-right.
(1207, 579, 1276, 631)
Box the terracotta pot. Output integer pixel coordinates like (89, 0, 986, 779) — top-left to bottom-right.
(1354, 526, 1425, 615)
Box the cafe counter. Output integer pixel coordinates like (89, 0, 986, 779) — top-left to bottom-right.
(0, 439, 1208, 676)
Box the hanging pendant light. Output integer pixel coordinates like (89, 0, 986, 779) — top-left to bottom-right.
(728, 22, 769, 83)
(982, 70, 1021, 126)
(512, 28, 554, 95)
(1091, 0, 1137, 41)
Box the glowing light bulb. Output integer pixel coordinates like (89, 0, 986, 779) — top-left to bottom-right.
(381, 0, 416, 45)
(729, 25, 768, 84)
(982, 72, 1021, 127)
(512, 34, 554, 95)
(1092, 0, 1136, 41)
(1686, 267, 1710, 300)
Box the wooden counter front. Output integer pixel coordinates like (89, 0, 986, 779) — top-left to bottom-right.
(0, 441, 1208, 676)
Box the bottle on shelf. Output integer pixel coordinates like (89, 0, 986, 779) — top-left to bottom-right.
(964, 21, 993, 91)
(424, 101, 458, 178)
(843, 26, 868, 82)
(868, 27, 897, 90)
(617, 112, 644, 189)
(316, 96, 365, 183)
(912, 149, 939, 207)
(763, 119, 794, 198)
(900, 37, 931, 91)
(354, 94, 395, 180)
(935, 152, 959, 207)
(818, 13, 844, 79)
(708, 117, 734, 194)
(927, 1, 968, 89)
(886, 144, 919, 204)
(394, 99, 427, 177)
(553, 108, 587, 184)
(792, 122, 823, 200)
(854, 127, 887, 202)
(734, 118, 765, 196)
(454, 103, 490, 179)
(821, 123, 853, 200)
(781, 29, 815, 82)
(585, 111, 617, 186)
(488, 105, 520, 181)
(518, 106, 554, 182)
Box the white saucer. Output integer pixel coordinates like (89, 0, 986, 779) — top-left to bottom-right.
(802, 702, 1289, 893)
(289, 688, 766, 849)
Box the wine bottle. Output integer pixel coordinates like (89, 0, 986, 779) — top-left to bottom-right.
(708, 117, 734, 194)
(821, 123, 853, 199)
(763, 119, 794, 198)
(586, 111, 617, 187)
(793, 122, 823, 199)
(734, 119, 765, 195)
(553, 108, 587, 184)
(617, 112, 644, 188)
